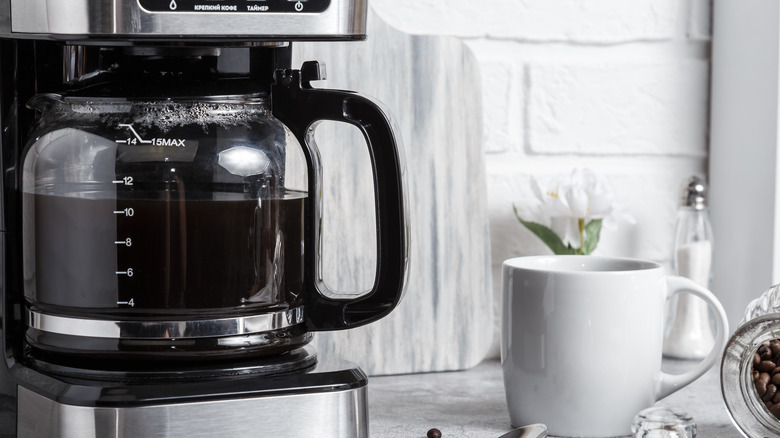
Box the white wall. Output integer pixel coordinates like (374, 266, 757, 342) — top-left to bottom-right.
(710, 0, 780, 330)
(371, 0, 714, 357)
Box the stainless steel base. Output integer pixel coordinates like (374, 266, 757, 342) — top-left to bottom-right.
(17, 382, 367, 438)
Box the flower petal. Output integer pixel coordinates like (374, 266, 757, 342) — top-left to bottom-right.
(566, 186, 589, 218)
(587, 188, 614, 217)
(548, 195, 572, 217)
(530, 176, 545, 203)
(551, 217, 580, 247)
(602, 204, 636, 229)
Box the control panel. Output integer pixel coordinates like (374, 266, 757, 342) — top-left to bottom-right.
(5, 0, 363, 41)
(139, 0, 330, 13)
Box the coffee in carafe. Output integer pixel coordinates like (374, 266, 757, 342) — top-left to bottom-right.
(25, 190, 306, 310)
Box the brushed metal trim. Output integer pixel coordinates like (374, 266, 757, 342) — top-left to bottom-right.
(7, 0, 367, 39)
(17, 383, 368, 438)
(27, 306, 305, 339)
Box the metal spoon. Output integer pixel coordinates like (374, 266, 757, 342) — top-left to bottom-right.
(498, 423, 548, 438)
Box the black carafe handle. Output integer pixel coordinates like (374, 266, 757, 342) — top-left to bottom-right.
(271, 61, 408, 331)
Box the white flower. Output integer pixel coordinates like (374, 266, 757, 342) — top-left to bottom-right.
(566, 168, 614, 219)
(530, 168, 632, 248)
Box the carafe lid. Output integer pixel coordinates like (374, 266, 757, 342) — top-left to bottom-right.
(63, 77, 270, 101)
(60, 46, 274, 100)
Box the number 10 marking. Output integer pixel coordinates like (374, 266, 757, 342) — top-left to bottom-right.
(113, 208, 134, 216)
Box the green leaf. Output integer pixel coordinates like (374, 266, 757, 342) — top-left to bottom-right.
(513, 205, 577, 255)
(582, 219, 603, 255)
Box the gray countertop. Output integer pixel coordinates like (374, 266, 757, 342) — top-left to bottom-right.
(368, 358, 740, 438)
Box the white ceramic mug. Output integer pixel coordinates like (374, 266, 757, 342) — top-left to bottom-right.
(501, 256, 728, 437)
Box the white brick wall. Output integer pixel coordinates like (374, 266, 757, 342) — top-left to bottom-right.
(372, 0, 682, 42)
(372, 0, 712, 358)
(527, 61, 709, 156)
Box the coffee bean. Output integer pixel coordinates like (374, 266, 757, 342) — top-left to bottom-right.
(770, 340, 780, 358)
(753, 340, 780, 419)
(427, 428, 442, 438)
(764, 384, 778, 402)
(757, 373, 770, 397)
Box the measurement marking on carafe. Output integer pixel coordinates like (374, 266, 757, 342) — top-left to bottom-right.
(112, 176, 134, 185)
(116, 124, 186, 147)
(116, 124, 152, 144)
(115, 238, 132, 247)
(113, 208, 135, 216)
(116, 269, 134, 277)
(117, 299, 135, 307)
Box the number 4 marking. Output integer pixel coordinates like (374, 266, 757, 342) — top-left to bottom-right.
(117, 299, 135, 307)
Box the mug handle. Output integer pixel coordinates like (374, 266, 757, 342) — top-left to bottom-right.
(656, 276, 730, 399)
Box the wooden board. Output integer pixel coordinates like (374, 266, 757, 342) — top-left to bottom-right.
(293, 9, 493, 375)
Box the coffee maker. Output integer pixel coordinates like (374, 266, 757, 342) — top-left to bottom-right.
(0, 1, 407, 437)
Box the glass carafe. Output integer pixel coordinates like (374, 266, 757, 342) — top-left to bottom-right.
(21, 65, 407, 362)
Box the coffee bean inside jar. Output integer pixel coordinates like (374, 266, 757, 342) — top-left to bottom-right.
(752, 339, 780, 418)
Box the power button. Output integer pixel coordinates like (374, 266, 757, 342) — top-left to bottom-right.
(288, 0, 306, 11)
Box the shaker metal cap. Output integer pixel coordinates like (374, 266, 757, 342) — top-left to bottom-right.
(680, 176, 707, 209)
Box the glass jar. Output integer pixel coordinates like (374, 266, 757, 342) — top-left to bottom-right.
(722, 283, 780, 436)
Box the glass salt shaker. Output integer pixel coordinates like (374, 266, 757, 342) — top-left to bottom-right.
(663, 176, 716, 359)
(722, 283, 780, 437)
